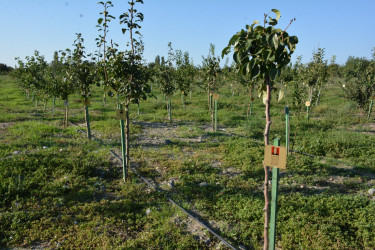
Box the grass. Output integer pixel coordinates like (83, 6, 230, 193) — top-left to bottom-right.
(1, 74, 375, 249)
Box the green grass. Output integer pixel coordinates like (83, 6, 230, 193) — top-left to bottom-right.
(1, 74, 375, 249)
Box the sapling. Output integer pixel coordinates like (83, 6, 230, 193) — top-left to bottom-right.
(55, 49, 77, 128)
(175, 50, 195, 108)
(103, 0, 150, 181)
(157, 42, 176, 122)
(68, 33, 96, 139)
(202, 43, 221, 131)
(223, 9, 298, 249)
(342, 48, 375, 114)
(96, 1, 116, 106)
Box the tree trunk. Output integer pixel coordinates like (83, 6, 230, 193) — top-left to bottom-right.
(316, 88, 321, 106)
(263, 77, 272, 250)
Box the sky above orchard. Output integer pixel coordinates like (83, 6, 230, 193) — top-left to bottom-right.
(1, 0, 375, 67)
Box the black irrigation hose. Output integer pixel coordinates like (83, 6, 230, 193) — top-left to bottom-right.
(73, 126, 237, 250)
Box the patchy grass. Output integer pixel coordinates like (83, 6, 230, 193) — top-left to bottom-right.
(1, 75, 375, 249)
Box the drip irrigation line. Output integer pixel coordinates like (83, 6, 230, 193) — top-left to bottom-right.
(109, 150, 237, 250)
(73, 125, 238, 250)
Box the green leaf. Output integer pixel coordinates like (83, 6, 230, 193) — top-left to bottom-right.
(270, 34, 279, 50)
(269, 67, 280, 80)
(97, 18, 103, 24)
(221, 46, 231, 58)
(262, 91, 267, 104)
(271, 9, 281, 21)
(289, 36, 298, 44)
(228, 34, 239, 46)
(268, 17, 278, 26)
(278, 89, 284, 102)
(251, 65, 260, 79)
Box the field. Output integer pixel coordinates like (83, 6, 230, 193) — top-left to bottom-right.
(1, 74, 375, 249)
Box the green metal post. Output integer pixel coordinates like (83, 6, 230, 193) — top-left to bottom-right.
(168, 97, 172, 122)
(269, 138, 281, 250)
(306, 106, 310, 121)
(209, 93, 212, 112)
(250, 101, 253, 117)
(32, 92, 35, 103)
(214, 99, 218, 131)
(182, 93, 185, 109)
(285, 107, 289, 155)
(137, 101, 140, 115)
(85, 105, 92, 140)
(119, 104, 127, 181)
(53, 97, 56, 113)
(368, 99, 373, 119)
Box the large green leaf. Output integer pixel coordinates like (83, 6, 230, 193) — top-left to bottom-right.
(228, 34, 239, 46)
(221, 46, 231, 58)
(269, 67, 280, 80)
(270, 34, 279, 50)
(289, 36, 298, 44)
(271, 9, 281, 21)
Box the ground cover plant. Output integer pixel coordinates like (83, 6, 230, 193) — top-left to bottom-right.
(2, 3, 375, 249)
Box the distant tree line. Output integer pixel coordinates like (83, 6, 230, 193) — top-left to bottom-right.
(0, 63, 13, 75)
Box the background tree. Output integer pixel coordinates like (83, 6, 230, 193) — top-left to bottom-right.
(342, 49, 375, 112)
(96, 1, 116, 106)
(68, 33, 96, 139)
(222, 9, 298, 249)
(0, 63, 13, 75)
(157, 42, 176, 121)
(304, 48, 328, 107)
(56, 49, 78, 128)
(115, 0, 150, 180)
(202, 43, 221, 130)
(175, 50, 195, 108)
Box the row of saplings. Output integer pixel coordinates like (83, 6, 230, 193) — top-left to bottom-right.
(11, 2, 375, 249)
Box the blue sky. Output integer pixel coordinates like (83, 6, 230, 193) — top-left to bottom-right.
(1, 0, 375, 67)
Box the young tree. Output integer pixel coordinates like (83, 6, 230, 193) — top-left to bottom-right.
(175, 50, 195, 108)
(68, 33, 96, 139)
(107, 0, 150, 181)
(342, 49, 375, 112)
(202, 43, 221, 130)
(56, 49, 78, 128)
(96, 1, 116, 106)
(157, 42, 176, 122)
(222, 9, 298, 249)
(304, 48, 328, 107)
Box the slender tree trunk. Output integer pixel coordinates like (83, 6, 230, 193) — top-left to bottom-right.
(316, 88, 322, 106)
(43, 99, 47, 112)
(263, 77, 272, 250)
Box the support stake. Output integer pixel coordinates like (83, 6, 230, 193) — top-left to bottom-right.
(214, 98, 218, 131)
(85, 104, 92, 140)
(269, 138, 280, 250)
(119, 103, 127, 181)
(285, 107, 290, 155)
(368, 99, 373, 119)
